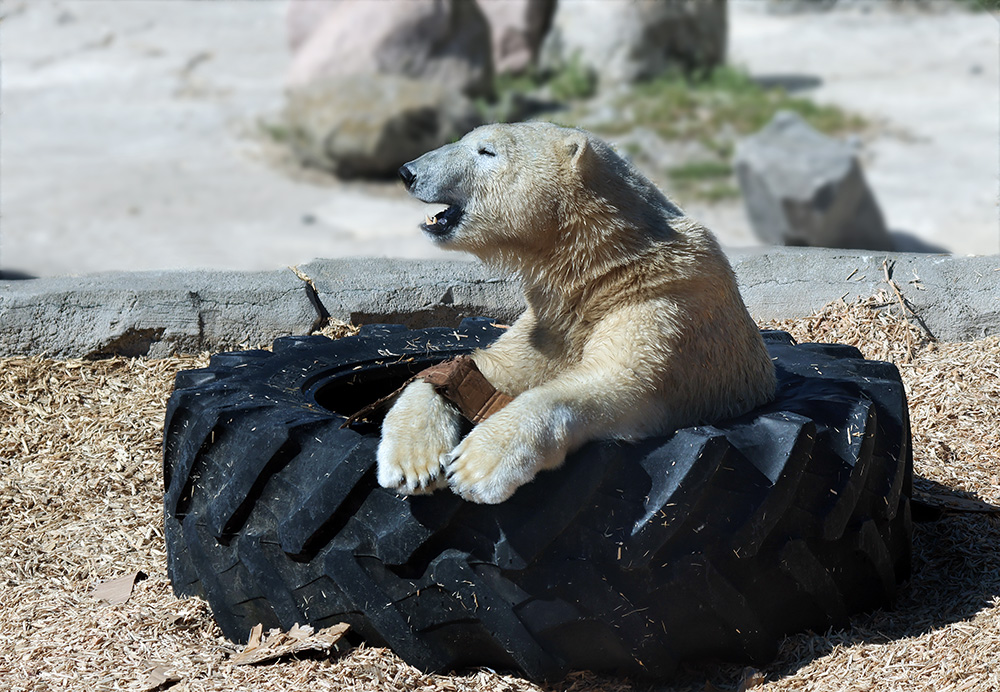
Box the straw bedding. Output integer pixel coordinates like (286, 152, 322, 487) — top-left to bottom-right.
(1, 297, 997, 692)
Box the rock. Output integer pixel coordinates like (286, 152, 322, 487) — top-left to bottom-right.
(477, 0, 556, 75)
(540, 0, 727, 88)
(281, 0, 491, 178)
(734, 111, 895, 251)
(285, 0, 493, 99)
(283, 75, 483, 179)
(285, 0, 334, 53)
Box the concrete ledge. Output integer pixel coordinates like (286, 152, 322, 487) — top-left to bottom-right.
(729, 248, 1000, 341)
(299, 257, 525, 328)
(1, 249, 997, 358)
(0, 269, 318, 358)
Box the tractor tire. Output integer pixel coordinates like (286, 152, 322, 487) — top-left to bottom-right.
(162, 319, 912, 680)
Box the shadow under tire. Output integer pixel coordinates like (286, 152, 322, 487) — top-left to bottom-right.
(162, 321, 912, 680)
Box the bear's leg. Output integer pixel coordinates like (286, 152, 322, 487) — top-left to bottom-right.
(443, 389, 579, 504)
(444, 346, 664, 503)
(376, 380, 462, 494)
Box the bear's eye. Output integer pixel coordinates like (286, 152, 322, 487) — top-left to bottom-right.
(477, 145, 497, 157)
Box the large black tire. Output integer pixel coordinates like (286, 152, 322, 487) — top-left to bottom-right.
(162, 319, 912, 680)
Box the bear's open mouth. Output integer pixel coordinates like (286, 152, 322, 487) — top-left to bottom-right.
(421, 205, 464, 237)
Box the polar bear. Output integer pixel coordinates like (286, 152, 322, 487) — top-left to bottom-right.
(377, 122, 776, 504)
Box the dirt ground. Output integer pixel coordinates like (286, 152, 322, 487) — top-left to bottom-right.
(1, 298, 999, 692)
(1, 0, 997, 278)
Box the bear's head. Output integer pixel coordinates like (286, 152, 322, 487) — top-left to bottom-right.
(398, 122, 681, 268)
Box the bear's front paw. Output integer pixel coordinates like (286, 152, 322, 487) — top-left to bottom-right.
(377, 380, 462, 495)
(443, 403, 571, 504)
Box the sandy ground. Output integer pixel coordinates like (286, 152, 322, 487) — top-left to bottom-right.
(729, 1, 1000, 257)
(0, 0, 997, 279)
(2, 301, 1000, 691)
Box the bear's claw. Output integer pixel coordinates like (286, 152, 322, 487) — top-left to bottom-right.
(376, 379, 462, 497)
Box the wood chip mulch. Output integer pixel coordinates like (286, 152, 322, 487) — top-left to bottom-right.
(1, 294, 997, 692)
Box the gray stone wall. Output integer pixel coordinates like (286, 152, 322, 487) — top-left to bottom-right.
(2, 250, 997, 358)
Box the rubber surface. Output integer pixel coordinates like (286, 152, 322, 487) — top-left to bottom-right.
(162, 319, 912, 679)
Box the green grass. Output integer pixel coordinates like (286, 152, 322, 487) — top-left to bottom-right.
(546, 53, 598, 102)
(666, 159, 733, 182)
(666, 160, 741, 202)
(493, 53, 598, 103)
(493, 71, 544, 99)
(966, 0, 1000, 10)
(480, 55, 598, 123)
(911, 0, 999, 10)
(488, 61, 863, 141)
(481, 63, 868, 203)
(599, 66, 865, 202)
(608, 65, 865, 142)
(258, 119, 293, 144)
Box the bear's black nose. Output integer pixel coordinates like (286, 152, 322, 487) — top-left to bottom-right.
(398, 164, 416, 190)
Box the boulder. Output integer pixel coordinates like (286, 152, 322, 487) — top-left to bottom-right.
(285, 0, 493, 99)
(283, 75, 482, 179)
(477, 0, 556, 75)
(540, 0, 726, 88)
(734, 111, 895, 251)
(285, 0, 335, 53)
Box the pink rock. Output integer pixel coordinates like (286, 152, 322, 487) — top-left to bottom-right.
(284, 75, 482, 178)
(285, 0, 336, 53)
(541, 0, 727, 86)
(477, 0, 555, 75)
(286, 0, 493, 98)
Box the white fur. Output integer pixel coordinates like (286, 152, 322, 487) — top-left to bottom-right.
(443, 392, 574, 503)
(376, 379, 461, 494)
(377, 123, 776, 503)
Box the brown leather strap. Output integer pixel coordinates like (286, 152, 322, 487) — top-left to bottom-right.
(417, 356, 514, 424)
(340, 356, 512, 428)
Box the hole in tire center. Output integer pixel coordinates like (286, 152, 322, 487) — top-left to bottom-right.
(308, 360, 436, 428)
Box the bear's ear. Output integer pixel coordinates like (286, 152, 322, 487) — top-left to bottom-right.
(563, 131, 592, 171)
